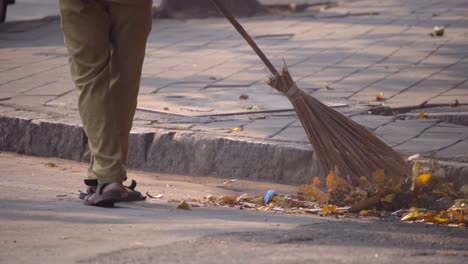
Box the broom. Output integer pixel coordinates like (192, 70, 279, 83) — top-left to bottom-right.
(211, 0, 409, 182)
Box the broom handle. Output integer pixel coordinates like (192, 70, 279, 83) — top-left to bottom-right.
(211, 0, 279, 76)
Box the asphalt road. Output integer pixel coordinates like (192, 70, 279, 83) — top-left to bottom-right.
(0, 152, 467, 264)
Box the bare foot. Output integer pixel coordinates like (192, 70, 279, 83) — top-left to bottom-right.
(101, 182, 128, 199)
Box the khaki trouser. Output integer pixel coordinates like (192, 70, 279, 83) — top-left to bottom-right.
(59, 0, 153, 184)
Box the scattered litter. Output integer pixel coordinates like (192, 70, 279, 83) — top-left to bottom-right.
(223, 179, 238, 184)
(239, 94, 249, 100)
(146, 192, 164, 199)
(407, 153, 421, 161)
(246, 105, 259, 110)
(230, 126, 243, 133)
(263, 189, 276, 204)
(176, 201, 191, 210)
(451, 99, 459, 107)
(373, 92, 384, 101)
(429, 26, 445, 37)
(44, 162, 57, 168)
(418, 112, 426, 119)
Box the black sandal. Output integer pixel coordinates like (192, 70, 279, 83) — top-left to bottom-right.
(79, 179, 146, 202)
(83, 184, 122, 207)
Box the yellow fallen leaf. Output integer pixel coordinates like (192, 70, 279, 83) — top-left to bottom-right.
(230, 126, 243, 133)
(401, 207, 419, 221)
(177, 201, 191, 210)
(322, 205, 329, 215)
(415, 173, 431, 187)
(331, 205, 337, 214)
(360, 210, 370, 216)
(433, 216, 448, 224)
(418, 112, 426, 119)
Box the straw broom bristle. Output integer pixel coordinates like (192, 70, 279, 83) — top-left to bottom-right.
(268, 66, 409, 182)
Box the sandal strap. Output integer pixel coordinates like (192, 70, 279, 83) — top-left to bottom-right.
(84, 179, 98, 186)
(128, 180, 137, 190)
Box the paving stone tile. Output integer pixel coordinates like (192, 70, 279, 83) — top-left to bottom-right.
(375, 119, 438, 146)
(350, 115, 394, 130)
(2, 95, 58, 108)
(239, 118, 295, 138)
(272, 126, 309, 142)
(434, 140, 468, 161)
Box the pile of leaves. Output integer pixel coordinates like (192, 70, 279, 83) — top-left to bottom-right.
(166, 158, 467, 227)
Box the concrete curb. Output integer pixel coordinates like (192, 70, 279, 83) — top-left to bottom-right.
(1, 115, 467, 185)
(0, 115, 324, 185)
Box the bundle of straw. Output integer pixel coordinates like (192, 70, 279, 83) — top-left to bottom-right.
(211, 0, 408, 181)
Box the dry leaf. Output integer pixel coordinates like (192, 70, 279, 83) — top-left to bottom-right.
(312, 176, 322, 186)
(401, 207, 419, 221)
(451, 99, 459, 107)
(418, 112, 426, 119)
(372, 169, 386, 186)
(146, 192, 164, 199)
(322, 205, 329, 215)
(433, 216, 448, 223)
(44, 162, 57, 168)
(330, 205, 337, 214)
(239, 94, 249, 100)
(373, 92, 384, 101)
(415, 173, 431, 187)
(177, 201, 191, 210)
(230, 126, 243, 133)
(246, 105, 259, 110)
(424, 211, 434, 222)
(163, 107, 169, 111)
(298, 184, 329, 203)
(381, 193, 396, 203)
(219, 196, 238, 205)
(223, 179, 238, 184)
(326, 171, 337, 192)
(360, 210, 370, 216)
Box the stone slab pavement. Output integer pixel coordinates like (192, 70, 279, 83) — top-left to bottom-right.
(1, 152, 467, 264)
(1, 0, 468, 184)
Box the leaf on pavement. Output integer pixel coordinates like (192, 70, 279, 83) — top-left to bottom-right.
(418, 112, 426, 119)
(373, 92, 384, 101)
(230, 126, 243, 133)
(401, 207, 419, 221)
(177, 201, 191, 210)
(239, 94, 249, 100)
(322, 205, 329, 215)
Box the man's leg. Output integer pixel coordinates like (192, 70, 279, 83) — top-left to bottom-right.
(108, 0, 153, 165)
(59, 0, 126, 185)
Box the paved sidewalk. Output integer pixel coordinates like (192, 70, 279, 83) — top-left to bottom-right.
(1, 0, 467, 183)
